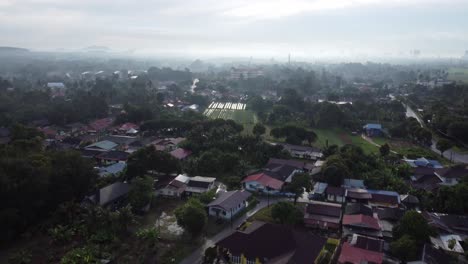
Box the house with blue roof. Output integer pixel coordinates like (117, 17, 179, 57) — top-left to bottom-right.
(363, 123, 383, 137)
(403, 157, 443, 169)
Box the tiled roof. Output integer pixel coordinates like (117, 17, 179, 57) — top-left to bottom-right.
(338, 242, 383, 264)
(242, 173, 284, 190)
(216, 222, 326, 264)
(208, 190, 251, 211)
(85, 140, 118, 151)
(306, 201, 342, 217)
(343, 214, 380, 230)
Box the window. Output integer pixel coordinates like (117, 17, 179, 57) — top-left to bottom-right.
(231, 256, 240, 264)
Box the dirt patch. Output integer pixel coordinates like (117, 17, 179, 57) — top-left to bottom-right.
(339, 133, 352, 144)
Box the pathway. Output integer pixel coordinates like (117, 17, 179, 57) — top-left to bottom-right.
(360, 134, 399, 155)
(179, 197, 285, 264)
(404, 102, 468, 163)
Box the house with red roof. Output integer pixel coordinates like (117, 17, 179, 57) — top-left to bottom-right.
(242, 172, 284, 194)
(342, 214, 382, 238)
(338, 242, 383, 264)
(88, 118, 114, 133)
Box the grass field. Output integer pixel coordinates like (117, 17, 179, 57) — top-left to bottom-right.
(204, 104, 257, 134)
(447, 67, 468, 83)
(313, 128, 379, 154)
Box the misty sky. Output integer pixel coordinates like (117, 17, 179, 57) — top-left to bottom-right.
(1, 0, 468, 58)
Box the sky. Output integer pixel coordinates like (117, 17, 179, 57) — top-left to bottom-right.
(1, 0, 468, 59)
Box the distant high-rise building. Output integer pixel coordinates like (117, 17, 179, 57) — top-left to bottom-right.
(410, 49, 421, 57)
(229, 67, 264, 80)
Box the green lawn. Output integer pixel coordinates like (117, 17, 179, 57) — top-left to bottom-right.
(447, 67, 468, 83)
(312, 128, 346, 148)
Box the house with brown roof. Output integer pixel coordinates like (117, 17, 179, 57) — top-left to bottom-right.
(207, 190, 251, 220)
(367, 189, 400, 208)
(169, 148, 192, 160)
(304, 201, 342, 230)
(156, 174, 190, 197)
(345, 188, 372, 204)
(216, 221, 327, 264)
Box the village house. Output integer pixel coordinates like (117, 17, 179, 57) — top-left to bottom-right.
(151, 137, 185, 151)
(400, 194, 420, 209)
(279, 143, 323, 160)
(345, 203, 374, 217)
(242, 172, 284, 195)
(207, 190, 251, 220)
(363, 123, 383, 137)
(84, 140, 118, 152)
(345, 188, 372, 204)
(338, 235, 384, 264)
(309, 182, 328, 200)
(85, 182, 130, 210)
(304, 201, 342, 231)
(98, 162, 127, 178)
(325, 186, 346, 203)
(185, 176, 216, 196)
(376, 207, 405, 240)
(156, 174, 190, 198)
(342, 214, 382, 238)
(367, 189, 400, 208)
(96, 150, 130, 165)
(88, 117, 114, 133)
(403, 157, 443, 169)
(216, 221, 327, 264)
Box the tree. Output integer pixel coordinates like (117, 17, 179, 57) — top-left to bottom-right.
(252, 123, 266, 137)
(126, 146, 180, 178)
(390, 235, 418, 262)
(175, 198, 207, 237)
(203, 247, 217, 264)
(436, 139, 453, 157)
(129, 176, 154, 210)
(285, 173, 311, 204)
(379, 143, 390, 156)
(271, 202, 303, 225)
(393, 211, 433, 243)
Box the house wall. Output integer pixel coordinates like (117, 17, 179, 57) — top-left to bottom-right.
(208, 202, 247, 219)
(230, 254, 261, 264)
(327, 194, 345, 203)
(304, 219, 340, 230)
(156, 187, 181, 197)
(244, 181, 280, 195)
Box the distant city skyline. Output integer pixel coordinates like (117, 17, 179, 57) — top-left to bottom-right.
(1, 0, 468, 58)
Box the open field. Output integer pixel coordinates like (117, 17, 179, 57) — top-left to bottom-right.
(447, 67, 468, 83)
(204, 102, 257, 133)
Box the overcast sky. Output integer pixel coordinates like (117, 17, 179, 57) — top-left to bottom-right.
(1, 0, 467, 59)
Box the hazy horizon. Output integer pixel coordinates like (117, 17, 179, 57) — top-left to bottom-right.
(1, 0, 468, 59)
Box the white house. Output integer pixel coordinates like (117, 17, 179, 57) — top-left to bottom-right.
(185, 176, 216, 195)
(157, 174, 190, 197)
(207, 190, 251, 220)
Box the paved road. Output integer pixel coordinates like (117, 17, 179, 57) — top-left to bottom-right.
(404, 103, 468, 163)
(179, 197, 286, 264)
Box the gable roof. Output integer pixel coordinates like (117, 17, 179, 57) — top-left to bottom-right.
(368, 189, 400, 205)
(265, 158, 314, 171)
(216, 222, 326, 263)
(338, 242, 383, 264)
(376, 207, 405, 221)
(400, 194, 420, 204)
(346, 188, 372, 200)
(89, 117, 114, 131)
(345, 203, 373, 216)
(242, 173, 284, 190)
(99, 162, 127, 177)
(187, 176, 216, 189)
(85, 140, 118, 151)
(208, 190, 251, 211)
(350, 234, 384, 252)
(343, 214, 380, 230)
(306, 201, 342, 217)
(435, 166, 468, 179)
(96, 150, 130, 161)
(423, 212, 468, 235)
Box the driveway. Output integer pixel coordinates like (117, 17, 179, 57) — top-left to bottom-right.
(179, 197, 285, 264)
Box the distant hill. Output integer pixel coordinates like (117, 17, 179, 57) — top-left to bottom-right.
(0, 46, 29, 53)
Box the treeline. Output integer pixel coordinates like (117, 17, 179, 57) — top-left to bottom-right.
(0, 125, 97, 242)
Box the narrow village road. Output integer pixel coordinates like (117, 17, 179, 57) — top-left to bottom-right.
(404, 103, 468, 163)
(360, 134, 399, 155)
(179, 197, 286, 264)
